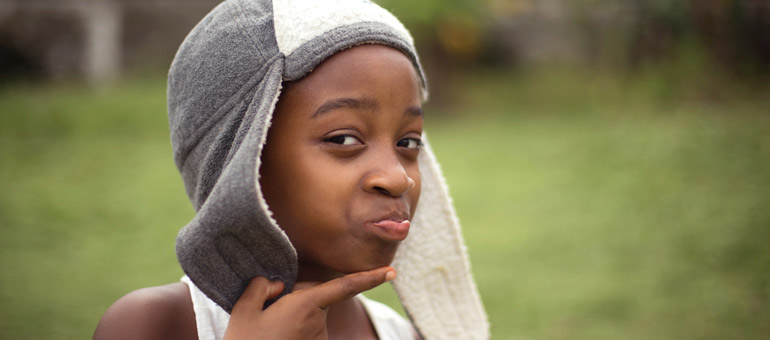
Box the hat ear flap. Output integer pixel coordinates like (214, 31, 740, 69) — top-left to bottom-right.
(391, 134, 490, 339)
(176, 63, 298, 313)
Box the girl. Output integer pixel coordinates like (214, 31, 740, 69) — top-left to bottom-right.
(94, 0, 487, 339)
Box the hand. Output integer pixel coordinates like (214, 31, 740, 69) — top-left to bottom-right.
(222, 266, 397, 340)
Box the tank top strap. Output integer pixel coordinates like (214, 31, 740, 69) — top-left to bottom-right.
(181, 276, 229, 340)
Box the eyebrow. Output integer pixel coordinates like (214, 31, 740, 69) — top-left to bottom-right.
(310, 96, 423, 119)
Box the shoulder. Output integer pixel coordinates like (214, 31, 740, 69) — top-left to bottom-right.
(93, 282, 197, 340)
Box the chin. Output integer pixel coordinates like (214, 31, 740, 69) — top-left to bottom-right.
(362, 252, 398, 271)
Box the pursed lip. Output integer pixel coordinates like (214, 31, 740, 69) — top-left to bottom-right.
(366, 212, 411, 241)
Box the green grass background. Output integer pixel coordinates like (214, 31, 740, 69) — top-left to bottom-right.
(1, 68, 768, 339)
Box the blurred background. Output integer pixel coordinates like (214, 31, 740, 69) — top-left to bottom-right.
(1, 0, 769, 338)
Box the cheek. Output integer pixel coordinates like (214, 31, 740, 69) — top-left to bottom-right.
(293, 153, 359, 213)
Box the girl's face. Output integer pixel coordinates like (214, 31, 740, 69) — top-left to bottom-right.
(259, 45, 423, 281)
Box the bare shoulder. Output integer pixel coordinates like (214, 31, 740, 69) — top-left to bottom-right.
(93, 282, 197, 340)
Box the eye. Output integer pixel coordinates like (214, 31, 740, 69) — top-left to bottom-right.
(325, 134, 361, 145)
(396, 138, 422, 149)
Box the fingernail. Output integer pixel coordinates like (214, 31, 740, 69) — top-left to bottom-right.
(385, 270, 396, 282)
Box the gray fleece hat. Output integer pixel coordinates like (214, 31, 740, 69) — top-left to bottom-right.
(168, 0, 488, 338)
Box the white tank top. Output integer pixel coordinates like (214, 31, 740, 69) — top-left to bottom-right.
(181, 276, 416, 340)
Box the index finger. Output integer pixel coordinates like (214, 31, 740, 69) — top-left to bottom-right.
(305, 267, 396, 308)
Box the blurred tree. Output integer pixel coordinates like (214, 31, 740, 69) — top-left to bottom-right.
(0, 0, 223, 84)
(375, 0, 500, 105)
(0, 6, 84, 81)
(568, 0, 769, 83)
(690, 0, 770, 77)
(0, 35, 43, 81)
(626, 0, 689, 68)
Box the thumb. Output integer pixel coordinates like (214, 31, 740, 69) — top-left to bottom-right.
(305, 267, 396, 309)
(231, 277, 285, 316)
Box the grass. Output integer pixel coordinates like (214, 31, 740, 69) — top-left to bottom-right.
(1, 68, 768, 339)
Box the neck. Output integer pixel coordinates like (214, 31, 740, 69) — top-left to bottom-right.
(326, 296, 367, 337)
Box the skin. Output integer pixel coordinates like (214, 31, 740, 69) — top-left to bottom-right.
(93, 44, 423, 340)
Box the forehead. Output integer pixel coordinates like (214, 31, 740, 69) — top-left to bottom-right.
(279, 45, 422, 111)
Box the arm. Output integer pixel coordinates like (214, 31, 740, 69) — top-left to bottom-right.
(93, 283, 197, 340)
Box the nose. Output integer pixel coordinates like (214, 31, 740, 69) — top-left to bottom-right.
(363, 154, 416, 197)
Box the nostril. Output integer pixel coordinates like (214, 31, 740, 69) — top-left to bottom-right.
(375, 187, 392, 196)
